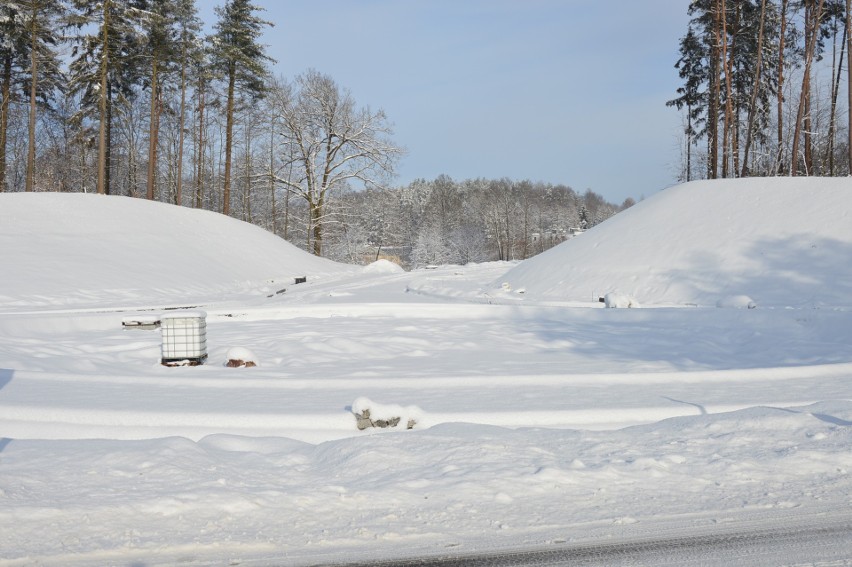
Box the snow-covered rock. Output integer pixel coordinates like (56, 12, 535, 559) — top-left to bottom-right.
(352, 397, 422, 430)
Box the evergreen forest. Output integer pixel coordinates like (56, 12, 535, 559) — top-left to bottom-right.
(669, 0, 852, 180)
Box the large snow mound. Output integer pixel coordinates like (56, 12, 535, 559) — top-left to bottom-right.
(500, 178, 852, 308)
(363, 258, 405, 274)
(0, 192, 352, 309)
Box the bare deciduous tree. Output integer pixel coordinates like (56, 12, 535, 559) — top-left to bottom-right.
(270, 70, 405, 256)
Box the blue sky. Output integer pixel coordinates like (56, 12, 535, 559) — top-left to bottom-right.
(198, 1, 691, 204)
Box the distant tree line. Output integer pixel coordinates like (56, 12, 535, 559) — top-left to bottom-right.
(669, 0, 852, 179)
(293, 175, 631, 268)
(0, 0, 628, 267)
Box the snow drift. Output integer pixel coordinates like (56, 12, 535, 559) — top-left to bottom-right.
(0, 193, 353, 309)
(2, 183, 852, 565)
(499, 178, 852, 308)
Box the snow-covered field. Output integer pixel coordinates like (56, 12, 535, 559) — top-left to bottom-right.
(1, 182, 851, 566)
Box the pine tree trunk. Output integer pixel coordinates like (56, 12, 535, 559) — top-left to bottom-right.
(731, 2, 741, 176)
(741, 0, 768, 177)
(105, 83, 112, 195)
(146, 56, 159, 200)
(792, 0, 824, 176)
(777, 0, 788, 173)
(804, 73, 813, 173)
(127, 126, 138, 197)
(709, 0, 722, 179)
(26, 1, 38, 192)
(243, 113, 252, 222)
(268, 118, 276, 234)
(176, 45, 187, 206)
(686, 104, 692, 181)
(0, 53, 11, 192)
(827, 21, 846, 175)
(720, 0, 734, 178)
(805, 1, 821, 173)
(222, 62, 236, 216)
(195, 80, 205, 209)
(847, 0, 852, 173)
(97, 1, 110, 195)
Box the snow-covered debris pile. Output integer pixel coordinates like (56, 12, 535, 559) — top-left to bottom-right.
(352, 397, 423, 430)
(121, 315, 160, 330)
(225, 346, 259, 368)
(498, 178, 852, 308)
(0, 192, 354, 309)
(604, 292, 640, 308)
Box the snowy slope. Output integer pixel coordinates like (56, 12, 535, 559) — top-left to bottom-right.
(0, 192, 353, 310)
(499, 178, 852, 307)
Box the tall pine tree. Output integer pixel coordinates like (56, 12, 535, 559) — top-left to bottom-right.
(68, 0, 146, 195)
(670, 0, 785, 179)
(211, 0, 272, 216)
(21, 0, 65, 192)
(173, 0, 201, 206)
(0, 1, 28, 192)
(667, 25, 707, 181)
(141, 0, 181, 201)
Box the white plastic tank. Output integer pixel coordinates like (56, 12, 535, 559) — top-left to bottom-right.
(160, 310, 207, 366)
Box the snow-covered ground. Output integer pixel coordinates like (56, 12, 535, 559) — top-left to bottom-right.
(1, 183, 851, 566)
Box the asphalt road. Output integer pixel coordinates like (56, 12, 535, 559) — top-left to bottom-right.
(323, 517, 852, 567)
